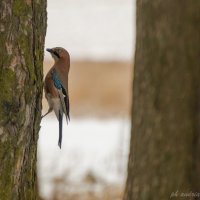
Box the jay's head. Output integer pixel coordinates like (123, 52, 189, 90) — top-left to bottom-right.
(46, 47, 69, 62)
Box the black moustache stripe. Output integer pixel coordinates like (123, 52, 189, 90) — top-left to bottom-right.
(54, 51, 60, 58)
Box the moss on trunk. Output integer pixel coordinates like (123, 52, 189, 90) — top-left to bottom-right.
(0, 0, 47, 199)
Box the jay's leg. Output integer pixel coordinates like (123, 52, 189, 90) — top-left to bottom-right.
(41, 108, 53, 119)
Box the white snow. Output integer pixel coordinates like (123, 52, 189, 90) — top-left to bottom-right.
(37, 116, 130, 199)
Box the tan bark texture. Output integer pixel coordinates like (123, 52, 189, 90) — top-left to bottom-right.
(124, 1, 200, 199)
(0, 0, 46, 199)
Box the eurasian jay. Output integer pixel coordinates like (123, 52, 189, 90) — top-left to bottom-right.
(42, 47, 70, 148)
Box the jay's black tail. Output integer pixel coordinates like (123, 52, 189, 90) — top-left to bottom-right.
(58, 110, 63, 148)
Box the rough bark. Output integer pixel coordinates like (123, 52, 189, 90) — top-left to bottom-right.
(124, 1, 200, 199)
(0, 0, 46, 199)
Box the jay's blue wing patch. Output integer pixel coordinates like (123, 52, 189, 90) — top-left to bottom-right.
(52, 70, 62, 89)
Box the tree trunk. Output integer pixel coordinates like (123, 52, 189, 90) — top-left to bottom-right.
(0, 0, 46, 199)
(124, 1, 200, 199)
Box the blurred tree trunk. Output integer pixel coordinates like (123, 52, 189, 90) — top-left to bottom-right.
(0, 1, 46, 199)
(124, 1, 200, 199)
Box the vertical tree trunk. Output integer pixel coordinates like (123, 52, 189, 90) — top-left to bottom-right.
(0, 0, 46, 199)
(124, 1, 200, 199)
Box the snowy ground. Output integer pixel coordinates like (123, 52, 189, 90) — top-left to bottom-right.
(37, 116, 130, 199)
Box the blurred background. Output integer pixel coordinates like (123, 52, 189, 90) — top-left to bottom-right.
(38, 0, 135, 199)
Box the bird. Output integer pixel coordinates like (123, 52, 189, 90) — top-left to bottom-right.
(42, 47, 70, 148)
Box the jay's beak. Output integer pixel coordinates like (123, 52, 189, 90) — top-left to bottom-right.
(46, 48, 53, 53)
(46, 48, 60, 58)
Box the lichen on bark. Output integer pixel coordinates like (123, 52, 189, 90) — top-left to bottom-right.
(0, 0, 47, 199)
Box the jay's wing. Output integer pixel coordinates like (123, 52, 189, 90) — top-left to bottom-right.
(61, 86, 70, 122)
(52, 69, 70, 123)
